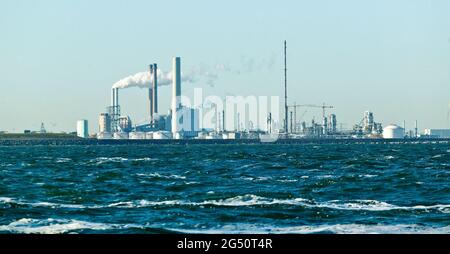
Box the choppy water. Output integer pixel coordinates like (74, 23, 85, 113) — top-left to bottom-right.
(0, 144, 449, 234)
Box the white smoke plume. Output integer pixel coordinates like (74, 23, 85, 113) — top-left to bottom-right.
(112, 69, 194, 89)
(112, 54, 277, 89)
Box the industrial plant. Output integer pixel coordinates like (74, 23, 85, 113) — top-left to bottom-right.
(88, 43, 450, 142)
(97, 57, 199, 140)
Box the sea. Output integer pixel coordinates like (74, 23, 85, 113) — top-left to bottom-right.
(0, 143, 449, 234)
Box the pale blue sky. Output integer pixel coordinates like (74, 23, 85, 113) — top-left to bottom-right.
(0, 0, 449, 132)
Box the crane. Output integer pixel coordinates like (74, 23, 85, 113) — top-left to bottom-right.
(288, 103, 334, 133)
(288, 103, 334, 120)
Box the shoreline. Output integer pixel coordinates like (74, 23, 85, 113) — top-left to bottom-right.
(0, 138, 449, 146)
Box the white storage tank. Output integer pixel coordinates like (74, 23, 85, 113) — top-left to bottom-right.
(153, 131, 173, 140)
(113, 132, 129, 140)
(259, 133, 280, 142)
(383, 124, 404, 139)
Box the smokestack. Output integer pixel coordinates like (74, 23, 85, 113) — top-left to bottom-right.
(284, 40, 288, 134)
(111, 88, 115, 115)
(172, 57, 181, 135)
(149, 89, 153, 123)
(115, 88, 119, 113)
(222, 110, 225, 132)
(152, 63, 158, 115)
(149, 65, 154, 124)
(415, 120, 418, 138)
(403, 120, 406, 138)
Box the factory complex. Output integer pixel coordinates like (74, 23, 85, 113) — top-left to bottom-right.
(87, 52, 448, 141)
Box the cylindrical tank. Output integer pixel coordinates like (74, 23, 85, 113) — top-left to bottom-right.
(382, 125, 404, 139)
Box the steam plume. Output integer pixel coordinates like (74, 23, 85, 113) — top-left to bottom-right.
(112, 69, 194, 89)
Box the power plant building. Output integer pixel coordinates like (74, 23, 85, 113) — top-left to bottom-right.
(99, 113, 111, 133)
(118, 116, 132, 132)
(175, 107, 200, 138)
(97, 56, 203, 140)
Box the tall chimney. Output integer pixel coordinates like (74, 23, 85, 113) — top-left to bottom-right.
(172, 57, 181, 135)
(152, 63, 158, 115)
(415, 120, 418, 138)
(149, 89, 153, 123)
(284, 40, 288, 134)
(111, 88, 115, 116)
(222, 110, 225, 132)
(115, 88, 119, 113)
(149, 65, 154, 124)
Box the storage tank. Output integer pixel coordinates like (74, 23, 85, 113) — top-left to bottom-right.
(259, 133, 279, 142)
(382, 124, 404, 139)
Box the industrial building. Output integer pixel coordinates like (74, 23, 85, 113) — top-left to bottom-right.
(352, 111, 383, 137)
(382, 124, 404, 139)
(94, 42, 445, 142)
(94, 52, 371, 141)
(98, 113, 111, 133)
(97, 57, 201, 140)
(76, 120, 89, 138)
(423, 129, 450, 138)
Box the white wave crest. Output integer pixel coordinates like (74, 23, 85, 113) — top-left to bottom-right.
(105, 195, 450, 212)
(136, 172, 186, 180)
(55, 158, 72, 163)
(86, 157, 158, 165)
(0, 197, 92, 209)
(2, 195, 449, 213)
(88, 157, 128, 165)
(170, 223, 450, 234)
(0, 218, 113, 234)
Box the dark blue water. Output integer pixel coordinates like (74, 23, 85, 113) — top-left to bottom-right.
(0, 144, 449, 234)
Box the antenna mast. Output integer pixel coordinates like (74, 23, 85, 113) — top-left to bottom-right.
(284, 40, 288, 134)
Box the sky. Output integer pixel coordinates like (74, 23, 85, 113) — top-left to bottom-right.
(0, 0, 449, 133)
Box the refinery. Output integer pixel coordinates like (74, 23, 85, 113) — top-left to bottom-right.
(86, 42, 450, 142)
